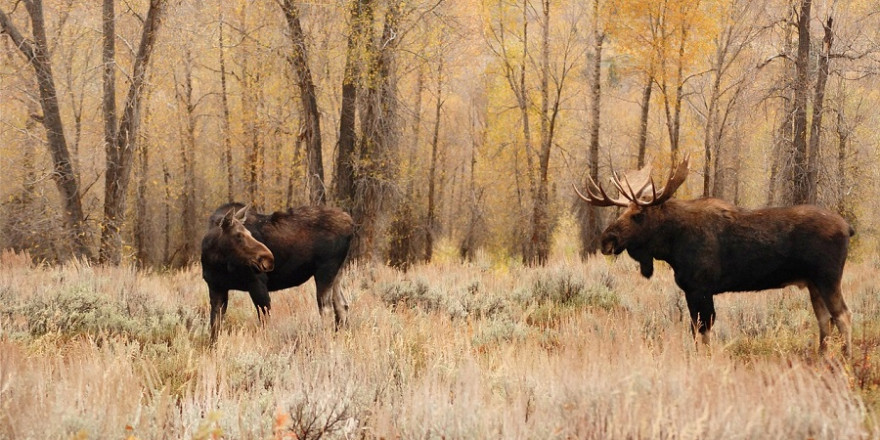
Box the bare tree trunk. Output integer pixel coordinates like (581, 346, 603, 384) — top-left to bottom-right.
(768, 14, 796, 206)
(100, 0, 164, 264)
(0, 3, 92, 260)
(806, 17, 832, 205)
(702, 71, 721, 197)
(219, 7, 234, 202)
(460, 89, 486, 261)
(175, 49, 197, 266)
(409, 68, 424, 197)
(334, 0, 370, 209)
(636, 72, 653, 169)
(134, 89, 153, 267)
(579, 0, 604, 258)
(281, 0, 325, 205)
(662, 32, 687, 162)
(101, 0, 118, 197)
(426, 57, 443, 262)
(162, 166, 172, 266)
(790, 0, 811, 205)
(519, 0, 534, 197)
(525, 0, 554, 265)
(134, 137, 150, 266)
(836, 108, 850, 218)
(350, 0, 400, 261)
(769, 102, 793, 206)
(243, 66, 262, 208)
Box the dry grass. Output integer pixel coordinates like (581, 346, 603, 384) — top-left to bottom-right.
(1, 248, 879, 439)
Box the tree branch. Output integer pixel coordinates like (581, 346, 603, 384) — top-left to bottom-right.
(0, 7, 36, 60)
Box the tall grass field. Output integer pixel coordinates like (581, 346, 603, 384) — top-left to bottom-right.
(1, 248, 879, 439)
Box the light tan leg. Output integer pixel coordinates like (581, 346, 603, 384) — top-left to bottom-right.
(331, 280, 349, 329)
(825, 284, 852, 358)
(808, 285, 834, 355)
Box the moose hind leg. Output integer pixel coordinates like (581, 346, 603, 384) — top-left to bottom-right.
(807, 284, 834, 354)
(315, 277, 348, 330)
(824, 283, 852, 358)
(314, 278, 332, 315)
(315, 263, 348, 328)
(330, 279, 349, 329)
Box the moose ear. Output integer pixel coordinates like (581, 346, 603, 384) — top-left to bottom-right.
(234, 204, 250, 222)
(221, 208, 236, 230)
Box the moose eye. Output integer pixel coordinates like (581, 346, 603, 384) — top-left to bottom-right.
(631, 212, 645, 224)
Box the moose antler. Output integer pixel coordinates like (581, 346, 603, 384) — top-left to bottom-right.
(574, 155, 690, 207)
(573, 174, 632, 207)
(638, 154, 689, 206)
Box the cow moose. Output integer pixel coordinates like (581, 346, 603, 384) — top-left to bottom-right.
(201, 203, 354, 342)
(575, 156, 854, 357)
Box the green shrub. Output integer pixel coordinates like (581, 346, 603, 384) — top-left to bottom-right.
(5, 282, 199, 344)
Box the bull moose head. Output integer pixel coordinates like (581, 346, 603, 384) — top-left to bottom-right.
(575, 156, 690, 278)
(217, 205, 275, 273)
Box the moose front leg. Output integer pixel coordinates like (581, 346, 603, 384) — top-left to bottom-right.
(684, 292, 716, 346)
(209, 288, 229, 343)
(247, 281, 272, 325)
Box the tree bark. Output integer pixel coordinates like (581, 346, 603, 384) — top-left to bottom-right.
(134, 132, 150, 266)
(702, 70, 721, 197)
(806, 17, 832, 204)
(768, 18, 796, 207)
(835, 108, 849, 217)
(662, 30, 687, 163)
(525, 0, 554, 265)
(426, 57, 443, 262)
(219, 7, 234, 202)
(350, 0, 400, 261)
(175, 49, 197, 266)
(0, 2, 92, 260)
(636, 71, 653, 168)
(134, 87, 154, 267)
(790, 0, 811, 205)
(281, 0, 325, 205)
(100, 0, 164, 264)
(579, 0, 604, 258)
(334, 0, 371, 209)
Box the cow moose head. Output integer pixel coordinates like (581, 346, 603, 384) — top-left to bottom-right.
(216, 205, 275, 273)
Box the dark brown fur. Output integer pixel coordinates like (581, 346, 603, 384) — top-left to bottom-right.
(201, 203, 353, 341)
(600, 197, 854, 356)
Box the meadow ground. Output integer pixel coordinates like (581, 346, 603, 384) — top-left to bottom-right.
(1, 247, 879, 439)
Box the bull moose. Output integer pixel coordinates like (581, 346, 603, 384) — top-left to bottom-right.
(200, 203, 353, 341)
(575, 156, 854, 356)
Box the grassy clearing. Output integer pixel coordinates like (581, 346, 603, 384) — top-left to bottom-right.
(1, 248, 878, 439)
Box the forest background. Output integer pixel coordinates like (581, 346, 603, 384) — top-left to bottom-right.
(1, 0, 880, 268)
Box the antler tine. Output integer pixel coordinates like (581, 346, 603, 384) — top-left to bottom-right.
(585, 174, 606, 199)
(573, 174, 631, 207)
(624, 173, 656, 207)
(597, 175, 633, 206)
(650, 153, 690, 205)
(610, 171, 636, 203)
